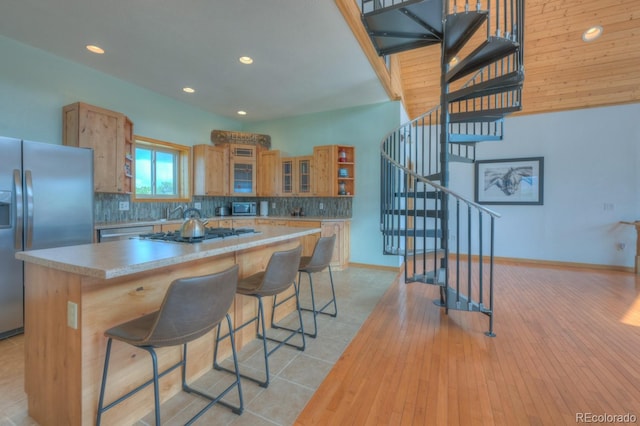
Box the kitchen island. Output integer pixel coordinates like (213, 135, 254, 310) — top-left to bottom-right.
(16, 225, 320, 426)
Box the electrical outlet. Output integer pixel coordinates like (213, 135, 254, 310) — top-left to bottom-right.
(67, 301, 78, 329)
(118, 201, 129, 211)
(194, 202, 201, 209)
(319, 202, 324, 210)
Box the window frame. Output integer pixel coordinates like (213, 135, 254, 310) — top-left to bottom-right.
(132, 136, 191, 202)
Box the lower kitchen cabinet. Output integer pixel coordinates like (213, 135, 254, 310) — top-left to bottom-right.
(258, 218, 350, 270)
(161, 222, 182, 232)
(286, 220, 322, 256)
(321, 220, 350, 270)
(255, 219, 288, 226)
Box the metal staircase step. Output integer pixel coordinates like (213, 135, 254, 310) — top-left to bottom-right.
(383, 209, 444, 218)
(361, 0, 444, 56)
(450, 106, 521, 123)
(393, 191, 443, 199)
(407, 269, 446, 286)
(381, 228, 442, 238)
(433, 285, 492, 313)
(384, 247, 442, 256)
(446, 37, 520, 83)
(444, 11, 488, 61)
(449, 153, 474, 163)
(423, 172, 442, 181)
(446, 71, 524, 103)
(450, 133, 503, 143)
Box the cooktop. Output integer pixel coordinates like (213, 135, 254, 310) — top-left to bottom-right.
(139, 227, 259, 243)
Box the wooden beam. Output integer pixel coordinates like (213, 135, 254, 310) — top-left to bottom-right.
(335, 0, 403, 101)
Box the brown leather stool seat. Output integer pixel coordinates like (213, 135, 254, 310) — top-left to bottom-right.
(96, 265, 243, 426)
(214, 245, 304, 387)
(272, 235, 337, 338)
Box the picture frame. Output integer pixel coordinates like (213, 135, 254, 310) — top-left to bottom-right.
(474, 157, 544, 205)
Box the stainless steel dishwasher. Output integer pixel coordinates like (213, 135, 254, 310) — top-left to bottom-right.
(97, 225, 155, 242)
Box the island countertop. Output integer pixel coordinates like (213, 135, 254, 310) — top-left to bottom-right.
(20, 224, 320, 425)
(94, 215, 350, 230)
(16, 225, 320, 280)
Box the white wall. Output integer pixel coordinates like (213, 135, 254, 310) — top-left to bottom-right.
(449, 103, 640, 268)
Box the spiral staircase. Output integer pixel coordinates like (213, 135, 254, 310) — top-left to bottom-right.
(360, 0, 525, 336)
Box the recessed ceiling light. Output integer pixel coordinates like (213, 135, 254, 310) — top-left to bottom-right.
(239, 56, 253, 65)
(86, 45, 105, 54)
(182, 87, 195, 93)
(237, 110, 247, 116)
(582, 26, 603, 42)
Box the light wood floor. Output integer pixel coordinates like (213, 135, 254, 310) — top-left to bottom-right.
(2, 263, 639, 425)
(295, 262, 640, 425)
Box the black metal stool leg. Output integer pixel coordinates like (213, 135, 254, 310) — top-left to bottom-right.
(96, 338, 113, 426)
(148, 348, 161, 426)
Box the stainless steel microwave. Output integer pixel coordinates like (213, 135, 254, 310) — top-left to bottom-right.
(231, 201, 257, 216)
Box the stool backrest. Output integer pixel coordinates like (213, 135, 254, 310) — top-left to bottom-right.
(302, 234, 336, 273)
(259, 245, 302, 296)
(145, 264, 239, 347)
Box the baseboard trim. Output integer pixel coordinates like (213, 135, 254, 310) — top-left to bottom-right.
(451, 254, 634, 273)
(349, 257, 634, 274)
(493, 256, 634, 273)
(348, 262, 400, 272)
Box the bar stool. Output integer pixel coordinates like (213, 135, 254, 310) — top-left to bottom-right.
(214, 245, 304, 388)
(272, 235, 337, 338)
(96, 265, 243, 426)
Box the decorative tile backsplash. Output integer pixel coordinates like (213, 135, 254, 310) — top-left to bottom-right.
(94, 193, 352, 224)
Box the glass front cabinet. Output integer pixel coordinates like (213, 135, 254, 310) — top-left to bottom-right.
(229, 144, 257, 196)
(281, 156, 313, 196)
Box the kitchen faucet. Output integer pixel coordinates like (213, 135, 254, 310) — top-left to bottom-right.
(166, 204, 185, 219)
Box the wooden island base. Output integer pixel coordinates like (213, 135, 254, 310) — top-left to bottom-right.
(20, 228, 317, 425)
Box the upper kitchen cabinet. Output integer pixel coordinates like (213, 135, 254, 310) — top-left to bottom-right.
(313, 145, 355, 197)
(281, 156, 313, 197)
(229, 144, 257, 196)
(296, 156, 313, 196)
(211, 130, 271, 198)
(63, 102, 132, 193)
(258, 149, 281, 197)
(192, 144, 229, 196)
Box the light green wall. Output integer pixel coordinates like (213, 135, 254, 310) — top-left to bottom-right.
(0, 35, 241, 145)
(244, 102, 403, 267)
(1, 34, 404, 268)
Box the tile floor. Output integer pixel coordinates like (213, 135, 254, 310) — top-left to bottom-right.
(0, 266, 397, 426)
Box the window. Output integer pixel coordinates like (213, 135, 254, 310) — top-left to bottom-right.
(133, 136, 190, 201)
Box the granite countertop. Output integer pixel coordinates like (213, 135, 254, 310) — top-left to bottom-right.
(16, 226, 320, 280)
(95, 216, 350, 230)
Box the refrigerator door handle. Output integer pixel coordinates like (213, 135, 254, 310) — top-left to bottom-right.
(13, 169, 23, 250)
(25, 170, 34, 249)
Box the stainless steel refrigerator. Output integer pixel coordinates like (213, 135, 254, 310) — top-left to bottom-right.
(0, 137, 94, 338)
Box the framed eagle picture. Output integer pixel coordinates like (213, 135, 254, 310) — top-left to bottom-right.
(474, 157, 544, 205)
